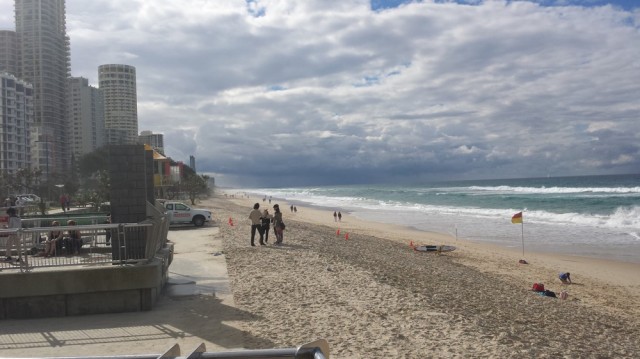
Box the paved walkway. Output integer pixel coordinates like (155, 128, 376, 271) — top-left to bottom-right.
(0, 224, 247, 358)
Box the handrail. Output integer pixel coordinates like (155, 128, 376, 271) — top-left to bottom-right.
(0, 222, 163, 272)
(0, 339, 330, 359)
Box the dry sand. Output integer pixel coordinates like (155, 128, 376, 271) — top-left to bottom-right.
(216, 193, 640, 358)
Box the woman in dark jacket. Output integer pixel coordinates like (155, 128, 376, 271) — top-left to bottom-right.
(272, 204, 284, 245)
(261, 209, 273, 244)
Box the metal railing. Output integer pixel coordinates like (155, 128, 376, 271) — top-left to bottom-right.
(0, 339, 330, 359)
(1, 202, 170, 273)
(0, 222, 164, 273)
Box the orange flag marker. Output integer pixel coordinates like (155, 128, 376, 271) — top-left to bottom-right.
(336, 228, 340, 236)
(345, 233, 349, 240)
(228, 217, 234, 226)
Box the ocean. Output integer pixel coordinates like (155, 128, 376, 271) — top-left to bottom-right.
(242, 174, 640, 263)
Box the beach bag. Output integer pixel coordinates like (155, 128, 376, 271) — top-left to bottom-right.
(543, 290, 557, 298)
(560, 290, 569, 300)
(532, 283, 545, 292)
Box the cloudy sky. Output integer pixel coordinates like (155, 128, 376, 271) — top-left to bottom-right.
(1, 0, 639, 187)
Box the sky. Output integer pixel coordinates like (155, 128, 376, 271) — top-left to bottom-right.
(1, 0, 639, 187)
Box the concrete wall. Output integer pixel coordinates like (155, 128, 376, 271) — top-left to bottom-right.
(0, 247, 172, 319)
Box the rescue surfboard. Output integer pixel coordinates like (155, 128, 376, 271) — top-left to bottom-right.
(413, 245, 456, 253)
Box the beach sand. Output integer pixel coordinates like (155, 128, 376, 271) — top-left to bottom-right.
(214, 193, 640, 358)
(1, 193, 638, 358)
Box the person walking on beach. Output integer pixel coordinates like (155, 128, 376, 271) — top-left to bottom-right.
(338, 211, 342, 222)
(248, 203, 264, 246)
(3, 207, 22, 262)
(333, 211, 337, 222)
(273, 204, 285, 245)
(559, 272, 572, 284)
(59, 194, 67, 213)
(261, 209, 273, 244)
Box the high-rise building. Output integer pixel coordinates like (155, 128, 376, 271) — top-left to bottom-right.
(14, 0, 71, 177)
(0, 72, 34, 173)
(0, 30, 19, 75)
(189, 155, 196, 172)
(67, 77, 105, 160)
(138, 130, 164, 155)
(99, 64, 138, 145)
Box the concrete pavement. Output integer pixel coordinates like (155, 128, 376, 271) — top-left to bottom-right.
(0, 224, 248, 357)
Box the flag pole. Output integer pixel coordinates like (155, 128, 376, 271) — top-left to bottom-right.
(521, 220, 525, 257)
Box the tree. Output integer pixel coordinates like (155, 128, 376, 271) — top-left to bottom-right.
(78, 148, 111, 210)
(78, 147, 110, 178)
(14, 167, 42, 194)
(183, 174, 210, 205)
(83, 170, 111, 210)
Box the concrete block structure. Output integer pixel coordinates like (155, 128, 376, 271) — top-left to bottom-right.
(0, 257, 170, 319)
(0, 144, 168, 320)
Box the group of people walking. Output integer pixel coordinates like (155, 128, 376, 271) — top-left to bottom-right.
(249, 203, 285, 246)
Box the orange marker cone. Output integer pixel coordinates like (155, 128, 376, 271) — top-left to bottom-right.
(345, 233, 349, 240)
(228, 217, 234, 226)
(336, 228, 341, 236)
(410, 240, 414, 248)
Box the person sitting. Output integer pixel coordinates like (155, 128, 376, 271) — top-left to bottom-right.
(44, 221, 63, 257)
(559, 272, 572, 284)
(104, 214, 112, 246)
(64, 220, 82, 255)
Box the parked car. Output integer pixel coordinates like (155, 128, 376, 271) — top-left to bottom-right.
(162, 201, 212, 227)
(18, 194, 41, 203)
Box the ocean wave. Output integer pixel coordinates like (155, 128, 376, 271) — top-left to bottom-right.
(466, 186, 640, 194)
(245, 187, 640, 230)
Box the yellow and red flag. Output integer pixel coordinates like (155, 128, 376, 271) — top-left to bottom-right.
(511, 212, 523, 224)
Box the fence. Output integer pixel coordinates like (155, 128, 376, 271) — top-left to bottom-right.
(0, 206, 168, 273)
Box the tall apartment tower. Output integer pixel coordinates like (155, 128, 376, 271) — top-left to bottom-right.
(138, 130, 164, 155)
(15, 0, 71, 177)
(0, 73, 34, 173)
(0, 30, 19, 75)
(189, 155, 196, 172)
(67, 77, 105, 160)
(99, 64, 138, 145)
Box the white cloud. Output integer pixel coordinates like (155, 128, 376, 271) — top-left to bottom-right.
(2, 0, 638, 186)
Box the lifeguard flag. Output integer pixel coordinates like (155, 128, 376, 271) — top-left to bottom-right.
(511, 212, 523, 224)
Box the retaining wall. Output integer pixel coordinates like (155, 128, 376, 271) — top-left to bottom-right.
(0, 247, 171, 319)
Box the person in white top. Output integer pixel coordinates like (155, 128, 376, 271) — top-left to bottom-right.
(248, 203, 264, 246)
(3, 207, 22, 262)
